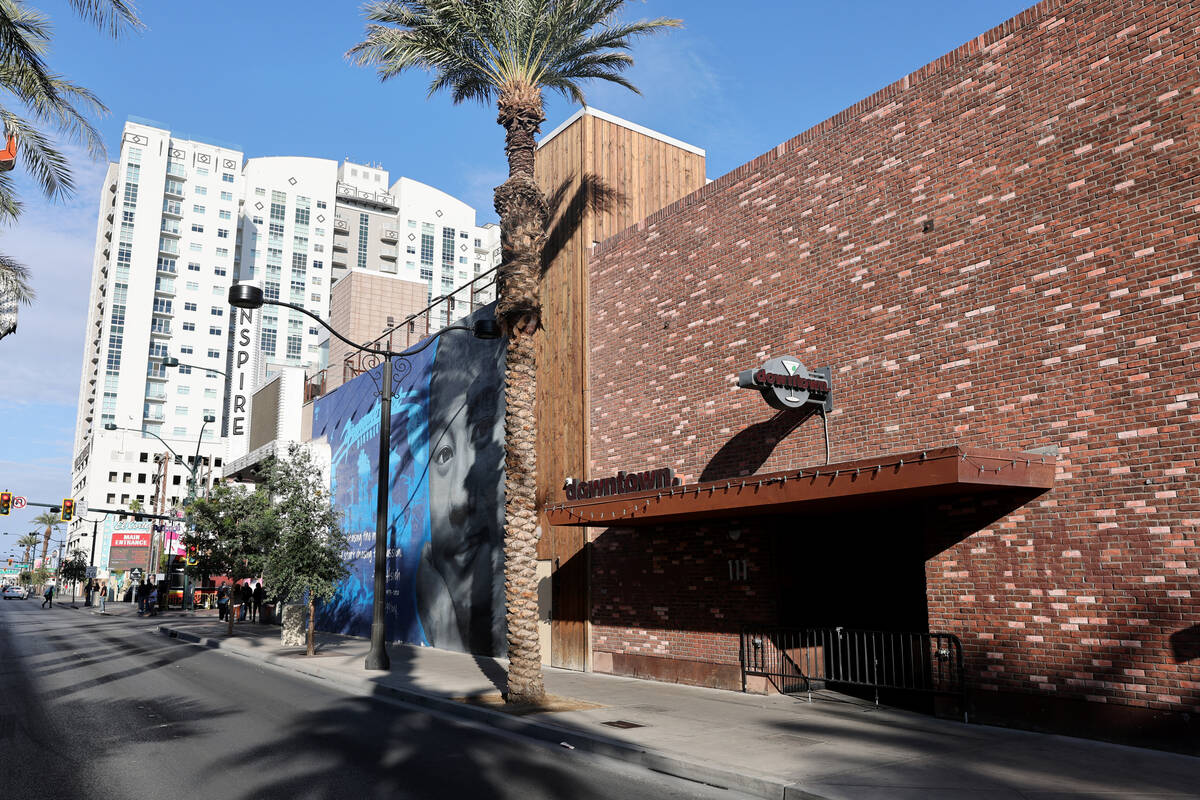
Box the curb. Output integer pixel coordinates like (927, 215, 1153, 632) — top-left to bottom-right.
(156, 625, 821, 800)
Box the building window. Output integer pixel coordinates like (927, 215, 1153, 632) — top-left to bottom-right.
(214, 266, 226, 276)
(219, 209, 231, 220)
(208, 326, 222, 336)
(217, 229, 229, 238)
(220, 191, 233, 201)
(182, 322, 195, 332)
(357, 213, 369, 269)
(420, 233, 434, 265)
(188, 262, 201, 271)
(184, 302, 197, 312)
(193, 205, 205, 214)
(222, 173, 234, 183)
(191, 223, 204, 233)
(316, 200, 326, 209)
(210, 307, 223, 316)
(195, 185, 207, 195)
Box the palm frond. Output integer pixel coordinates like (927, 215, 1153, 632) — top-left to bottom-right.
(0, 109, 74, 200)
(0, 65, 108, 157)
(350, 0, 680, 106)
(68, 0, 144, 37)
(0, 252, 34, 304)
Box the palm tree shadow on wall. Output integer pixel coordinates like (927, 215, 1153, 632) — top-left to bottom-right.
(540, 173, 627, 278)
(700, 407, 818, 482)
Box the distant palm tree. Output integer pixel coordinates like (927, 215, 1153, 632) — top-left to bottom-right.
(350, 0, 679, 704)
(32, 510, 61, 566)
(0, 0, 143, 306)
(17, 532, 39, 563)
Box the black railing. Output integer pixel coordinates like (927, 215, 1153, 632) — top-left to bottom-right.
(741, 626, 967, 718)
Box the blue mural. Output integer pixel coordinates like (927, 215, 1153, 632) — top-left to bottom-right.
(312, 306, 507, 656)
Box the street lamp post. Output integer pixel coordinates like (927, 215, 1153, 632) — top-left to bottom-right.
(103, 414, 215, 610)
(228, 283, 500, 671)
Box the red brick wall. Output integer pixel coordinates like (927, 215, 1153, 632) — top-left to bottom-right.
(586, 0, 1200, 727)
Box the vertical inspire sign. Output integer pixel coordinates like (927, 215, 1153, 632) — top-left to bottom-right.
(226, 304, 257, 461)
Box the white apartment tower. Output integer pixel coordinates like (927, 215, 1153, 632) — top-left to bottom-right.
(70, 120, 242, 545)
(72, 120, 504, 543)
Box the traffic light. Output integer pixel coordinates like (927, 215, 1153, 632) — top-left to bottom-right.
(0, 491, 10, 515)
(186, 545, 198, 567)
(60, 498, 75, 522)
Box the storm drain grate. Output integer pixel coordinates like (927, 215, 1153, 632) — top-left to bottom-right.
(601, 720, 645, 729)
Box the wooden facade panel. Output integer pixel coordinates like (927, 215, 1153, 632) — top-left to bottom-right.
(533, 110, 706, 668)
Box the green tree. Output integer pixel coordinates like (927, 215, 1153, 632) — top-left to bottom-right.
(262, 445, 349, 656)
(184, 480, 277, 635)
(0, 0, 143, 306)
(30, 564, 50, 591)
(32, 510, 59, 568)
(59, 550, 87, 602)
(349, 0, 679, 706)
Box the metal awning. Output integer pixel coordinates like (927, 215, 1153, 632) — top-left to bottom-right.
(544, 446, 1055, 527)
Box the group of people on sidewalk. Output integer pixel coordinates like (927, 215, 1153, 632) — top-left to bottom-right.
(216, 580, 266, 623)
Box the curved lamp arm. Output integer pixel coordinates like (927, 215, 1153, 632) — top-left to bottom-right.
(107, 424, 182, 461)
(161, 357, 227, 377)
(258, 298, 476, 358)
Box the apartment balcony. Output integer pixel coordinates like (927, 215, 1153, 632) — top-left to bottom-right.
(380, 248, 398, 261)
(146, 368, 168, 382)
(145, 386, 167, 401)
(332, 240, 348, 253)
(160, 220, 182, 237)
(380, 228, 399, 242)
(162, 200, 183, 218)
(104, 228, 112, 240)
(166, 163, 188, 180)
(106, 209, 114, 222)
(335, 182, 396, 210)
(163, 181, 185, 199)
(154, 277, 175, 295)
(157, 259, 177, 275)
(331, 253, 348, 268)
(143, 407, 165, 422)
(149, 320, 171, 337)
(333, 218, 349, 234)
(158, 239, 179, 257)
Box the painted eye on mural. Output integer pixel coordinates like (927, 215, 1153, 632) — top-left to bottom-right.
(471, 417, 494, 447)
(435, 444, 454, 466)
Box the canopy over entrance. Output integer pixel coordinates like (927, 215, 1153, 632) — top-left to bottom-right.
(545, 446, 1054, 527)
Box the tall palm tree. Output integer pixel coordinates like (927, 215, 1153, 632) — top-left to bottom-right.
(0, 0, 143, 306)
(32, 509, 60, 566)
(17, 532, 39, 563)
(350, 0, 679, 704)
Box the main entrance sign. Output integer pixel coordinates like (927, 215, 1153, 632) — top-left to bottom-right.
(737, 356, 833, 412)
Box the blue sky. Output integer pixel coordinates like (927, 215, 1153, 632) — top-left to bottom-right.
(0, 0, 1033, 548)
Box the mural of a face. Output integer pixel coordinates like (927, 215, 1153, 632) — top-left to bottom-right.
(419, 310, 506, 656)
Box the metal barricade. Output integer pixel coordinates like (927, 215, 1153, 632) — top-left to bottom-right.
(741, 626, 967, 718)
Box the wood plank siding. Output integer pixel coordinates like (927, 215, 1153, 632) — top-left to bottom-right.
(533, 108, 706, 669)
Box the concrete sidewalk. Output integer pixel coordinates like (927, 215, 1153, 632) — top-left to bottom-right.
(102, 615, 1199, 800)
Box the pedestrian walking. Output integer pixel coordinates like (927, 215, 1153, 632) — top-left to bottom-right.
(239, 581, 252, 622)
(41, 584, 53, 608)
(217, 583, 229, 621)
(147, 582, 159, 617)
(98, 580, 107, 613)
(252, 582, 265, 622)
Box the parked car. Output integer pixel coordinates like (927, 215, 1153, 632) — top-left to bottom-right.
(2, 585, 28, 599)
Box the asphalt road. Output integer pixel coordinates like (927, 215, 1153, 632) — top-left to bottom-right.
(0, 598, 748, 800)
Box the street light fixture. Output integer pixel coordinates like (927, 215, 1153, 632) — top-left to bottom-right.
(161, 354, 227, 377)
(229, 283, 500, 671)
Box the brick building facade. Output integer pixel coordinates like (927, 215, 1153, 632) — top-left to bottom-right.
(564, 0, 1199, 748)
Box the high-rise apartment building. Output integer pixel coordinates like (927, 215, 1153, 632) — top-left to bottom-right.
(70, 120, 242, 548)
(71, 119, 502, 553)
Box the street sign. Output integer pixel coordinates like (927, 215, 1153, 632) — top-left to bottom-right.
(130, 568, 144, 579)
(85, 566, 97, 579)
(12, 496, 26, 509)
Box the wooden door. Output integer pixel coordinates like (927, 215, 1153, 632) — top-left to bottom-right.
(550, 526, 588, 670)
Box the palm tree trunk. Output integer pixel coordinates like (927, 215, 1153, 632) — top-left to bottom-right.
(495, 86, 548, 705)
(40, 527, 51, 566)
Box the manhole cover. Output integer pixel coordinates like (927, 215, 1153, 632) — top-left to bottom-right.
(601, 720, 645, 729)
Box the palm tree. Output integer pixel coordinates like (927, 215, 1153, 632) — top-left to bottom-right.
(350, 0, 679, 704)
(0, 0, 143, 306)
(33, 510, 60, 567)
(17, 532, 39, 563)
